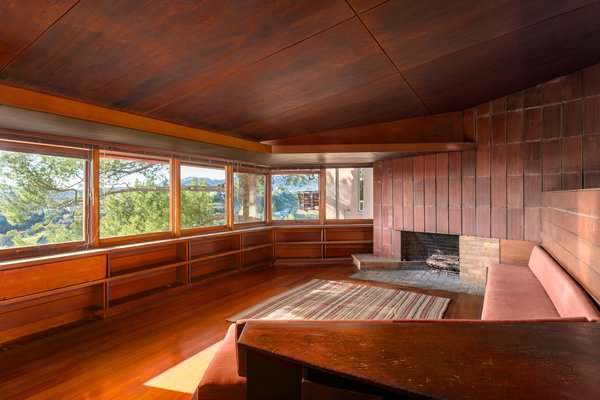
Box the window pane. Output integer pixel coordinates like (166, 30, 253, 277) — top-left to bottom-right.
(0, 150, 85, 249)
(326, 168, 373, 219)
(272, 173, 319, 221)
(181, 165, 226, 229)
(100, 155, 170, 238)
(233, 172, 265, 224)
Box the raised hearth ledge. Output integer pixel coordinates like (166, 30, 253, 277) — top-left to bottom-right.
(352, 254, 423, 270)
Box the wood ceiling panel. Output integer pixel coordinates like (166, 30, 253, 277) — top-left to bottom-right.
(361, 0, 598, 71)
(150, 18, 400, 140)
(0, 0, 77, 69)
(0, 0, 354, 113)
(236, 74, 427, 141)
(403, 3, 600, 113)
(346, 0, 388, 14)
(264, 112, 464, 146)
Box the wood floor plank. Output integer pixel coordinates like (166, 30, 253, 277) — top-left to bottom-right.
(0, 266, 482, 399)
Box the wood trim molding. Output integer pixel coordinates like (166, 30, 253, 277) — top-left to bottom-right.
(271, 142, 477, 154)
(0, 83, 270, 154)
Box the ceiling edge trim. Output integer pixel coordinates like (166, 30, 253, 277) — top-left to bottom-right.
(0, 83, 270, 154)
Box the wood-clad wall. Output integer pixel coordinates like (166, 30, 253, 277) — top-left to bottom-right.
(542, 189, 600, 304)
(374, 62, 600, 258)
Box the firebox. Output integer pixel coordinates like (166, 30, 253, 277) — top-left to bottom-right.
(401, 231, 459, 273)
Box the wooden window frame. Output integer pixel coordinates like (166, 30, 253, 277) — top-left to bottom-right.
(232, 168, 269, 228)
(179, 161, 229, 235)
(97, 151, 174, 246)
(270, 169, 322, 225)
(0, 140, 90, 257)
(324, 166, 374, 224)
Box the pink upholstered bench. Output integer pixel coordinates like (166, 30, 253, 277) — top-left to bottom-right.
(482, 245, 600, 321)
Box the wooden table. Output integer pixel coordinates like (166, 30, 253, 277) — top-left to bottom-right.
(237, 320, 600, 400)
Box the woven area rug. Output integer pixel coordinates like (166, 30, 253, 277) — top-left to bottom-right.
(227, 279, 450, 322)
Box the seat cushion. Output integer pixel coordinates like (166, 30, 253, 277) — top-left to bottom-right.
(528, 246, 600, 320)
(482, 262, 560, 320)
(196, 324, 246, 400)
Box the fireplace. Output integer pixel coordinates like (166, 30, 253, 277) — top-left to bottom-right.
(401, 231, 459, 273)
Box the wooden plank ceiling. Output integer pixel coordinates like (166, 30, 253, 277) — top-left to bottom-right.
(1, 0, 600, 144)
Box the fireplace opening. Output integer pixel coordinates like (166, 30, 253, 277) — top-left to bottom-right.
(401, 231, 459, 273)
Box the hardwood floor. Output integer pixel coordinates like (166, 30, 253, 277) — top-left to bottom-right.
(0, 266, 483, 400)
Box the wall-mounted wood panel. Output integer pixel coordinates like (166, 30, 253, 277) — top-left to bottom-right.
(325, 227, 373, 242)
(192, 255, 239, 279)
(275, 244, 322, 259)
(109, 269, 178, 303)
(111, 245, 178, 274)
(0, 255, 106, 300)
(372, 64, 600, 251)
(0, 287, 96, 344)
(243, 230, 274, 248)
(542, 188, 600, 304)
(243, 248, 272, 269)
(190, 235, 239, 258)
(275, 228, 321, 243)
(499, 239, 536, 266)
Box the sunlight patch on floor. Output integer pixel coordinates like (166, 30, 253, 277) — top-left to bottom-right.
(144, 340, 222, 394)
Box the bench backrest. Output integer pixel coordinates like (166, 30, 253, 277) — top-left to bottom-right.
(529, 246, 600, 321)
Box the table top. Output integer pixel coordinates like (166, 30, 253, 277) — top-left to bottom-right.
(238, 320, 600, 400)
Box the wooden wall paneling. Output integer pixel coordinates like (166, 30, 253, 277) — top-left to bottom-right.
(448, 152, 462, 235)
(490, 143, 507, 239)
(506, 142, 524, 240)
(0, 287, 96, 344)
(464, 108, 476, 141)
(373, 162, 383, 256)
(583, 131, 600, 188)
(499, 239, 537, 266)
(0, 255, 106, 300)
(275, 244, 323, 259)
(275, 228, 322, 243)
(392, 159, 403, 231)
(325, 227, 373, 242)
(543, 138, 562, 191)
(476, 142, 491, 237)
(110, 245, 179, 275)
(381, 160, 393, 258)
(191, 255, 240, 280)
(190, 235, 240, 259)
(391, 229, 401, 260)
(524, 138, 542, 242)
(563, 70, 583, 100)
(243, 229, 274, 247)
(402, 158, 414, 231)
(175, 242, 189, 284)
(561, 134, 583, 190)
(506, 109, 524, 143)
(412, 156, 424, 232)
(109, 269, 179, 304)
(436, 153, 449, 234)
(325, 243, 373, 258)
(542, 188, 600, 303)
(242, 248, 272, 269)
(424, 154, 436, 233)
(461, 151, 476, 236)
(491, 112, 506, 145)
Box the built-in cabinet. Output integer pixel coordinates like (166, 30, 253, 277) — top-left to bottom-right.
(274, 224, 373, 266)
(0, 224, 372, 344)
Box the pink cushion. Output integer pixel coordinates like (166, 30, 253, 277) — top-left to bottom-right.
(528, 246, 600, 320)
(196, 324, 246, 400)
(482, 262, 560, 320)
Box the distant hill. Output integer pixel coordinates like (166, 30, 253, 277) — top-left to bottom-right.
(181, 177, 225, 187)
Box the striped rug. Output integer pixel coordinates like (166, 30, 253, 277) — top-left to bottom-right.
(227, 279, 450, 322)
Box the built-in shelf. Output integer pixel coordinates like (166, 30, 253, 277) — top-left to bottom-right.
(0, 223, 372, 344)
